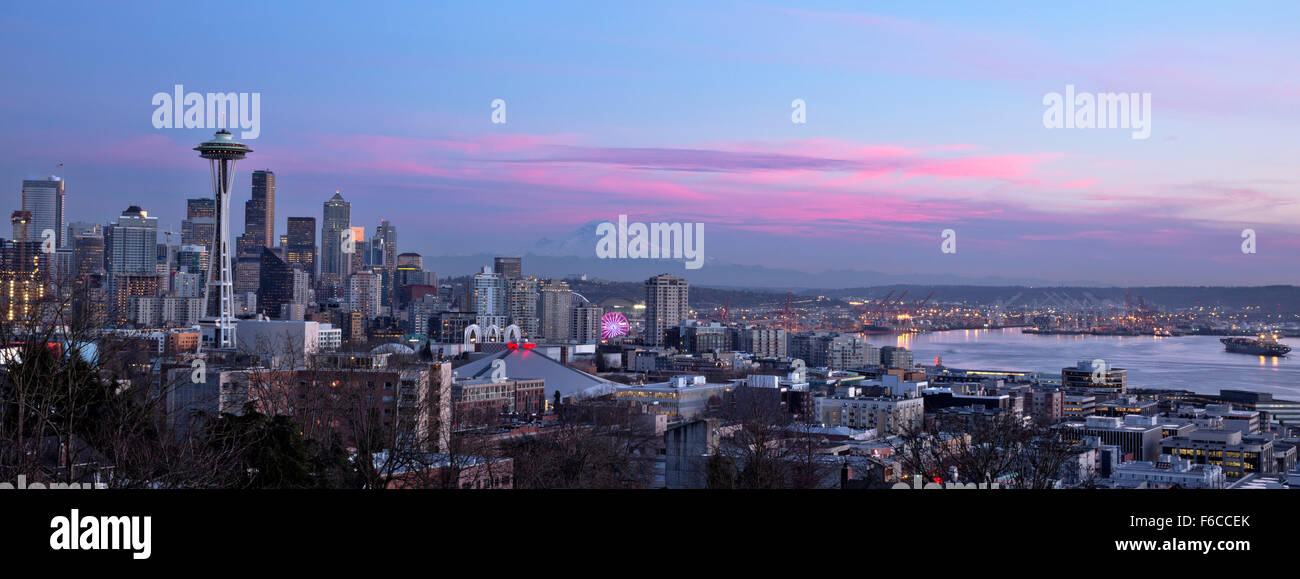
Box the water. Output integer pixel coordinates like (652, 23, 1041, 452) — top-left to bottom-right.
(890, 328, 1300, 399)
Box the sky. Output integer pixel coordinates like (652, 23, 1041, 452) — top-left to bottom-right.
(1, 0, 1298, 285)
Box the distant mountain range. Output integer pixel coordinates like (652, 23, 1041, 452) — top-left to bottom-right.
(416, 224, 1297, 309)
(424, 219, 1095, 288)
(424, 250, 1101, 288)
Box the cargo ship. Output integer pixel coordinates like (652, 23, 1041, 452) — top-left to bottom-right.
(1220, 335, 1291, 356)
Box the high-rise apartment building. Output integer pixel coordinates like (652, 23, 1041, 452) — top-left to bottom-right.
(733, 326, 788, 358)
(106, 206, 159, 275)
(470, 266, 507, 330)
(644, 274, 689, 347)
(506, 277, 539, 338)
(21, 175, 66, 248)
(347, 269, 382, 319)
(571, 303, 603, 344)
(2, 212, 47, 321)
(880, 345, 914, 370)
(539, 279, 572, 342)
(181, 198, 216, 248)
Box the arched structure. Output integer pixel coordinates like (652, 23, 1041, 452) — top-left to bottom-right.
(464, 324, 482, 345)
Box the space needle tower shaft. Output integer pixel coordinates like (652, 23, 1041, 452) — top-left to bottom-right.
(194, 130, 251, 350)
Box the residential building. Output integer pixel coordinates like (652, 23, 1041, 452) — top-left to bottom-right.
(643, 274, 689, 347)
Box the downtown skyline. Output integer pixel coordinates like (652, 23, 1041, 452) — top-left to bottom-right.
(2, 1, 1298, 286)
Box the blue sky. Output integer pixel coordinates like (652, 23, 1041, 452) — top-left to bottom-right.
(1, 0, 1298, 284)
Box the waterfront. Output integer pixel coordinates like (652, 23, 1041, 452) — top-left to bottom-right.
(894, 328, 1300, 398)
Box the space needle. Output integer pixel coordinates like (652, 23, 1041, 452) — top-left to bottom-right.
(195, 129, 251, 349)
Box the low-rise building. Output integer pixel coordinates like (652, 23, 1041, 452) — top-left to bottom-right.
(1064, 394, 1096, 418)
(1056, 415, 1166, 462)
(614, 375, 730, 419)
(814, 394, 925, 435)
(1109, 454, 1226, 489)
(1161, 429, 1277, 480)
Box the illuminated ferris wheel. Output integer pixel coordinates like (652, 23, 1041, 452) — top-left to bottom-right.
(600, 311, 630, 340)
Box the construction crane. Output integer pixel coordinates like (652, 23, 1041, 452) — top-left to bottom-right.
(863, 290, 895, 324)
(711, 295, 731, 322)
(884, 289, 909, 321)
(902, 290, 936, 317)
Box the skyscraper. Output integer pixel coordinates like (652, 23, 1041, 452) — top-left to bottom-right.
(347, 269, 381, 319)
(470, 266, 507, 330)
(286, 216, 317, 280)
(181, 198, 216, 248)
(258, 247, 293, 319)
(175, 245, 206, 277)
(22, 175, 66, 248)
(2, 211, 46, 321)
(506, 277, 539, 338)
(237, 170, 275, 254)
(320, 192, 351, 280)
(106, 206, 161, 325)
(349, 226, 366, 274)
(539, 279, 572, 342)
(106, 206, 159, 275)
(395, 252, 436, 307)
(74, 234, 105, 278)
(644, 274, 689, 347)
(494, 257, 521, 281)
(373, 219, 397, 307)
(571, 302, 603, 344)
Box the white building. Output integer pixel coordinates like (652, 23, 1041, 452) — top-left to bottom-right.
(470, 265, 507, 330)
(318, 323, 342, 351)
(236, 319, 324, 367)
(814, 395, 925, 434)
(1110, 454, 1226, 489)
(860, 374, 928, 398)
(132, 296, 204, 327)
